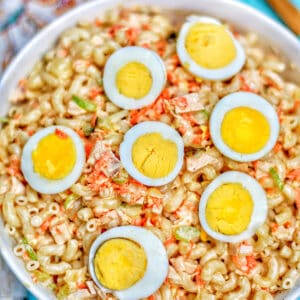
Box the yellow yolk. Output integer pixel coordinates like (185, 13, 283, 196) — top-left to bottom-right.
(32, 133, 76, 180)
(185, 23, 236, 69)
(221, 107, 270, 154)
(132, 133, 178, 179)
(206, 183, 253, 235)
(116, 62, 152, 99)
(94, 238, 147, 290)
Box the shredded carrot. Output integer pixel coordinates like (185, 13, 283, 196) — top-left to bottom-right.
(84, 139, 94, 157)
(164, 236, 176, 246)
(94, 18, 102, 27)
(265, 77, 282, 90)
(195, 267, 205, 287)
(126, 27, 139, 44)
(77, 282, 87, 289)
(270, 222, 279, 233)
(239, 75, 256, 93)
(148, 295, 155, 300)
(258, 175, 269, 185)
(7, 155, 20, 176)
(18, 78, 27, 88)
(192, 136, 202, 145)
(252, 160, 259, 170)
(273, 142, 282, 153)
(40, 216, 54, 232)
(13, 113, 22, 120)
(55, 128, 68, 139)
(293, 99, 300, 111)
(295, 189, 300, 209)
(246, 255, 257, 271)
(89, 88, 102, 99)
(277, 105, 283, 123)
(156, 39, 167, 57)
(27, 129, 35, 136)
(188, 81, 200, 92)
(167, 71, 179, 85)
(186, 241, 194, 258)
(91, 113, 98, 127)
(232, 255, 251, 273)
(181, 113, 198, 125)
(284, 221, 291, 228)
(142, 24, 151, 30)
(178, 125, 187, 135)
(287, 168, 300, 180)
(141, 43, 151, 49)
(108, 24, 123, 37)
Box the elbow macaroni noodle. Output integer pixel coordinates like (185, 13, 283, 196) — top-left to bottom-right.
(0, 6, 299, 300)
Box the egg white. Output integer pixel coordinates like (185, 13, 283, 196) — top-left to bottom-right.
(176, 15, 246, 81)
(199, 171, 268, 243)
(88, 226, 169, 300)
(120, 121, 184, 186)
(21, 126, 85, 194)
(209, 91, 280, 162)
(103, 46, 166, 110)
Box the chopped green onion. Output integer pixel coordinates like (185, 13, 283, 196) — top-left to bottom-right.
(64, 194, 79, 209)
(112, 169, 129, 184)
(270, 167, 284, 190)
(0, 117, 8, 124)
(96, 78, 103, 86)
(72, 95, 97, 112)
(200, 109, 209, 118)
(22, 238, 38, 261)
(174, 226, 200, 242)
(82, 123, 95, 137)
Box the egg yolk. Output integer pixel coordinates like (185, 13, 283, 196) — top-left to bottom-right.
(132, 133, 178, 179)
(32, 133, 76, 180)
(94, 238, 147, 290)
(185, 23, 236, 69)
(221, 107, 270, 154)
(205, 183, 253, 235)
(116, 62, 152, 99)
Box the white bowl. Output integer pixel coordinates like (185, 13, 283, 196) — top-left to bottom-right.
(0, 0, 299, 299)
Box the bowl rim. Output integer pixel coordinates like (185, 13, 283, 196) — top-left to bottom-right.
(0, 0, 299, 299)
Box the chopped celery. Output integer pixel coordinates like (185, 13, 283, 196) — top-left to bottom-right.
(64, 194, 79, 209)
(200, 109, 209, 118)
(112, 169, 129, 184)
(96, 78, 103, 86)
(0, 117, 8, 123)
(57, 284, 70, 300)
(175, 226, 200, 242)
(269, 167, 284, 190)
(72, 95, 97, 112)
(82, 124, 95, 137)
(33, 270, 51, 282)
(22, 238, 37, 261)
(97, 117, 112, 130)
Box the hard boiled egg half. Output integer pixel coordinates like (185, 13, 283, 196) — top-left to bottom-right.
(103, 46, 166, 110)
(210, 92, 279, 162)
(89, 226, 169, 300)
(199, 171, 267, 243)
(21, 126, 85, 194)
(176, 15, 245, 80)
(120, 121, 184, 186)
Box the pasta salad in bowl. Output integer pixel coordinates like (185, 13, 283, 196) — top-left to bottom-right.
(0, 0, 299, 299)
